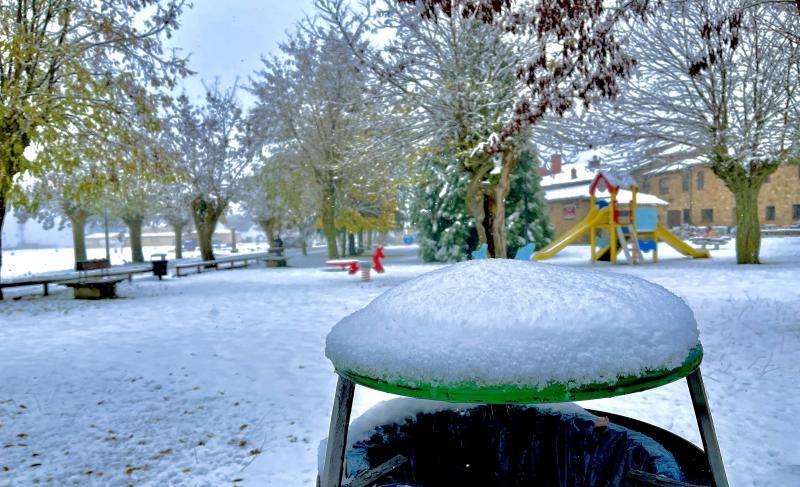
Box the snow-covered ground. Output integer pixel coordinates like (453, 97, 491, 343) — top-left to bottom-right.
(1, 239, 798, 486)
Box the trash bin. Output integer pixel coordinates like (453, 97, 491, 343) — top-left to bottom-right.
(340, 404, 700, 487)
(151, 253, 168, 280)
(321, 260, 728, 487)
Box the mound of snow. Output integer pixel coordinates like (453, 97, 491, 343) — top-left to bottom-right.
(326, 259, 699, 389)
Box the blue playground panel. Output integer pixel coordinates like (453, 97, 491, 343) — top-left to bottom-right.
(514, 243, 537, 261)
(639, 239, 657, 252)
(635, 208, 658, 232)
(471, 243, 488, 260)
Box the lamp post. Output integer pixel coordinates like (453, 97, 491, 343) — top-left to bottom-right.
(104, 208, 111, 262)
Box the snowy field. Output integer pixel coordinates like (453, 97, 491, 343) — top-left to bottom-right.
(1, 239, 799, 486)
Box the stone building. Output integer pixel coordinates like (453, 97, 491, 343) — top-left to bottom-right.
(635, 163, 800, 229)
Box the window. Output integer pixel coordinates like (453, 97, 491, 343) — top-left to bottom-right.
(793, 204, 800, 221)
(697, 170, 705, 190)
(642, 178, 651, 191)
(701, 208, 714, 223)
(682, 172, 690, 192)
(766, 206, 776, 221)
(683, 209, 692, 224)
(659, 178, 670, 195)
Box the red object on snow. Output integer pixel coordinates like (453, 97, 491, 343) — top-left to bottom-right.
(325, 246, 386, 279)
(372, 246, 385, 273)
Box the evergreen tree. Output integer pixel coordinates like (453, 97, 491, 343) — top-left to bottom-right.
(505, 148, 553, 258)
(411, 148, 552, 262)
(410, 155, 476, 262)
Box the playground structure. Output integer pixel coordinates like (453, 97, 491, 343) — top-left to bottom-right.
(325, 246, 385, 281)
(533, 172, 710, 264)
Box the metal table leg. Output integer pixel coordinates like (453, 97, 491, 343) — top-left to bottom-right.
(686, 368, 729, 487)
(321, 375, 356, 487)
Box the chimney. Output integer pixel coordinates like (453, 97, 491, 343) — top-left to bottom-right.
(588, 155, 601, 169)
(550, 154, 562, 175)
(571, 168, 578, 180)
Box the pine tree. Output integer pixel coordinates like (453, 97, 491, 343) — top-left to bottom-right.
(505, 148, 553, 258)
(410, 155, 476, 262)
(411, 148, 552, 262)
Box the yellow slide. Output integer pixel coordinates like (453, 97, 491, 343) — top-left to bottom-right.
(533, 206, 610, 261)
(653, 223, 710, 259)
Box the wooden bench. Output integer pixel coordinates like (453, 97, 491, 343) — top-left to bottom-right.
(690, 237, 730, 250)
(61, 275, 126, 299)
(266, 247, 287, 267)
(61, 258, 124, 299)
(174, 252, 286, 277)
(0, 275, 61, 297)
(1, 262, 154, 299)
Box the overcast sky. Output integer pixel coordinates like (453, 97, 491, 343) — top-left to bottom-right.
(168, 0, 317, 105)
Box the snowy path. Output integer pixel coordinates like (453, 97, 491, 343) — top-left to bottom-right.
(1, 241, 799, 486)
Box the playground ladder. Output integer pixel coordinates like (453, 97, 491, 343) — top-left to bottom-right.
(615, 226, 643, 265)
(628, 225, 643, 264)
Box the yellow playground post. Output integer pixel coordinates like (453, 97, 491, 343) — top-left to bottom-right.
(533, 171, 710, 264)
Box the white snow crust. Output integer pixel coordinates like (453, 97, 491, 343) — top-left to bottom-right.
(326, 259, 699, 388)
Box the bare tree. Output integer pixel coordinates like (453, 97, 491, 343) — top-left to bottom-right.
(248, 25, 375, 258)
(319, 0, 642, 257)
(172, 83, 249, 261)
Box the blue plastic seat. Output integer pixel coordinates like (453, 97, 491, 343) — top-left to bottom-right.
(514, 243, 536, 261)
(471, 243, 488, 260)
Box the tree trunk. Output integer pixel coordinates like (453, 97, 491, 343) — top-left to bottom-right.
(1, 120, 32, 299)
(488, 151, 518, 259)
(196, 224, 215, 262)
(258, 218, 278, 248)
(347, 233, 356, 256)
(192, 196, 225, 262)
(482, 196, 497, 257)
(230, 229, 237, 253)
(0, 195, 6, 300)
(466, 174, 488, 253)
(733, 184, 762, 264)
(124, 216, 145, 263)
(465, 163, 493, 256)
(68, 212, 89, 265)
(712, 155, 778, 264)
(321, 186, 338, 259)
(301, 239, 308, 256)
(357, 230, 364, 253)
(173, 223, 184, 259)
(367, 230, 373, 249)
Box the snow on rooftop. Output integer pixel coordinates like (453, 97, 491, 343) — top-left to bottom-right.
(326, 259, 699, 390)
(597, 170, 638, 190)
(545, 186, 668, 206)
(539, 162, 597, 187)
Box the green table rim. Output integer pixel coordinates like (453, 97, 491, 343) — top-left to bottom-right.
(336, 343, 703, 404)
